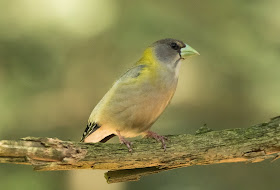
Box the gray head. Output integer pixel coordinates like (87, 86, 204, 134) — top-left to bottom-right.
(151, 38, 199, 66)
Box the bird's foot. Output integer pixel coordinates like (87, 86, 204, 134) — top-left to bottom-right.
(120, 138, 133, 153)
(145, 131, 167, 151)
(116, 130, 133, 152)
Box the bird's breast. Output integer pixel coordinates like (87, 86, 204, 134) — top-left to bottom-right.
(120, 73, 177, 132)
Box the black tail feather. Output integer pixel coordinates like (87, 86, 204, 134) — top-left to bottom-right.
(80, 122, 100, 142)
(100, 134, 116, 143)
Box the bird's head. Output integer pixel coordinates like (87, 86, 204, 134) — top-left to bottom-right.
(140, 38, 199, 70)
(152, 38, 199, 63)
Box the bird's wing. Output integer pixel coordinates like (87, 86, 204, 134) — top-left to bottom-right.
(82, 64, 148, 142)
(90, 64, 148, 120)
(118, 64, 147, 81)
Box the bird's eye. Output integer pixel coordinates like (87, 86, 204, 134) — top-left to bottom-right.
(170, 42, 179, 50)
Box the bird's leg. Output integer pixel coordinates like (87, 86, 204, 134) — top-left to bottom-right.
(116, 130, 133, 152)
(145, 131, 168, 151)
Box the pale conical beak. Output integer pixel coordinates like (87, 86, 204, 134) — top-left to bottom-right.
(180, 44, 200, 58)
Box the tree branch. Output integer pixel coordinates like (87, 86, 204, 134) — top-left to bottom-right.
(1, 117, 280, 183)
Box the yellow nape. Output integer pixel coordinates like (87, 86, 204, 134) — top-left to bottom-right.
(136, 47, 158, 66)
(135, 47, 160, 83)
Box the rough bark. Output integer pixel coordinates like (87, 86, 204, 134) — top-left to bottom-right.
(0, 116, 280, 183)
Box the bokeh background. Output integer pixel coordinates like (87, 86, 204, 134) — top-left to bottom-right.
(0, 0, 279, 189)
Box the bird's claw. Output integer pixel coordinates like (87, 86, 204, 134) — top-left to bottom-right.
(116, 130, 133, 152)
(120, 139, 133, 152)
(146, 131, 168, 151)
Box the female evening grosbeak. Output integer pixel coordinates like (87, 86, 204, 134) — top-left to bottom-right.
(81, 38, 199, 152)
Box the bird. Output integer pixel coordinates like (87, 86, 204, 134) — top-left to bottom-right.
(80, 38, 199, 152)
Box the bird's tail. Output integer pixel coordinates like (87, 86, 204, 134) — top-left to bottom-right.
(100, 134, 116, 143)
(80, 122, 100, 142)
(80, 122, 115, 143)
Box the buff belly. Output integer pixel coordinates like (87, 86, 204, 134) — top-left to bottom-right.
(97, 83, 176, 138)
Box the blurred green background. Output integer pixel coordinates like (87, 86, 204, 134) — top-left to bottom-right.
(0, 0, 279, 189)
